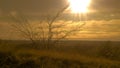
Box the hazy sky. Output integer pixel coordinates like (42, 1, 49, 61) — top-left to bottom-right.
(0, 0, 120, 40)
(0, 0, 120, 13)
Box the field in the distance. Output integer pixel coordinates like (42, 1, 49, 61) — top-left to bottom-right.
(0, 40, 120, 68)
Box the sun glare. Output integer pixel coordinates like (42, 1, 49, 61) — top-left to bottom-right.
(69, 0, 91, 13)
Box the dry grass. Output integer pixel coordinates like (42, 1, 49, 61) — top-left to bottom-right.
(0, 40, 120, 68)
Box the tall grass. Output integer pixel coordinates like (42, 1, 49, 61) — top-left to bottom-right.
(0, 40, 120, 68)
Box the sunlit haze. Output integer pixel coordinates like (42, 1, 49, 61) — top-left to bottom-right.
(0, 0, 120, 40)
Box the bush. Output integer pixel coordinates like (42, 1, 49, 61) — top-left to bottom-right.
(98, 41, 120, 60)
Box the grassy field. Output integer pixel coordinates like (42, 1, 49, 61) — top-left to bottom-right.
(0, 40, 120, 68)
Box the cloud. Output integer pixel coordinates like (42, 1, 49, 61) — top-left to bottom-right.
(0, 0, 66, 13)
(0, 0, 120, 14)
(90, 0, 120, 12)
(0, 19, 120, 40)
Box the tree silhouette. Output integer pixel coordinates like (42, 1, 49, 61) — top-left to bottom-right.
(11, 4, 86, 49)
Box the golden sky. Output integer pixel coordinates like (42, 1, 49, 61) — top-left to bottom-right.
(0, 0, 120, 40)
(0, 20, 120, 40)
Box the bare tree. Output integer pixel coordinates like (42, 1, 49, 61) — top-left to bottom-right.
(10, 13, 38, 45)
(10, 5, 86, 49)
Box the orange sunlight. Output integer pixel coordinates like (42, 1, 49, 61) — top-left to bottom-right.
(68, 0, 91, 13)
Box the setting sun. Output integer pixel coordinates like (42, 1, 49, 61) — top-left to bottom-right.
(69, 0, 91, 13)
